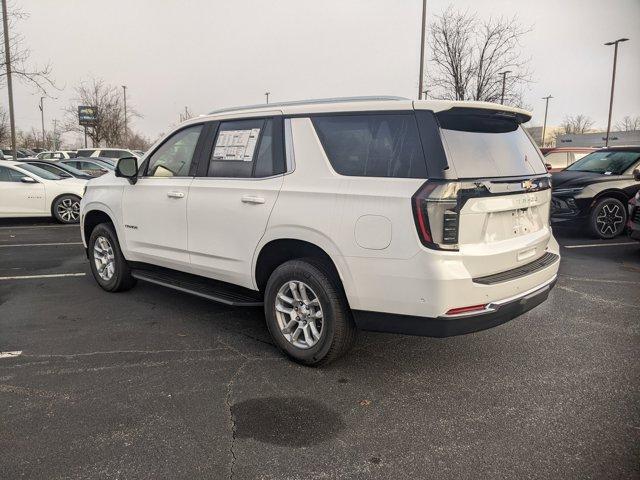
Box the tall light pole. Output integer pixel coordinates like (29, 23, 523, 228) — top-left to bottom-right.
(604, 38, 629, 147)
(265, 91, 270, 104)
(541, 95, 553, 148)
(418, 0, 427, 99)
(2, 0, 17, 159)
(499, 71, 512, 105)
(122, 85, 127, 146)
(39, 96, 45, 147)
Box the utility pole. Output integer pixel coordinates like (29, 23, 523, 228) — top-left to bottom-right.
(541, 95, 553, 148)
(52, 119, 58, 150)
(604, 38, 629, 147)
(39, 96, 45, 148)
(2, 0, 17, 159)
(265, 91, 270, 104)
(122, 85, 127, 147)
(418, 0, 427, 99)
(499, 71, 512, 105)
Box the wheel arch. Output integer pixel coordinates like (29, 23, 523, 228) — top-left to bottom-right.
(50, 192, 81, 218)
(253, 238, 355, 308)
(83, 209, 116, 244)
(591, 189, 629, 207)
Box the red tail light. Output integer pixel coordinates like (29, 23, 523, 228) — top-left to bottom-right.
(412, 181, 460, 250)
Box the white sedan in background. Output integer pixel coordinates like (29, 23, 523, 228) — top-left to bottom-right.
(0, 160, 87, 223)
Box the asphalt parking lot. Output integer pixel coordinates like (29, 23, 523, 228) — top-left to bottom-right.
(1, 219, 638, 480)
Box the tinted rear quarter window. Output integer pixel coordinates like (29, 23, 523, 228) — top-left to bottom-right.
(312, 114, 427, 178)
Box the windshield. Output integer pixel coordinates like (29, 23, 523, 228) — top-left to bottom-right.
(566, 150, 640, 175)
(18, 163, 62, 180)
(436, 111, 546, 178)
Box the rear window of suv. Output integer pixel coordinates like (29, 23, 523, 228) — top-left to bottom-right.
(435, 108, 546, 178)
(312, 113, 428, 178)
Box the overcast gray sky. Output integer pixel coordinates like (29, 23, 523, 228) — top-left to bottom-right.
(6, 0, 640, 146)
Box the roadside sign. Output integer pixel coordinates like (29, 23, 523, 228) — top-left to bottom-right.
(78, 106, 97, 126)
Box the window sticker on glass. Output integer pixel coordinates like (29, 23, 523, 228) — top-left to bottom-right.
(213, 128, 261, 161)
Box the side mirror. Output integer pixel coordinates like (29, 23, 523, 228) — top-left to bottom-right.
(545, 163, 552, 172)
(634, 169, 640, 181)
(115, 156, 138, 184)
(21, 176, 37, 184)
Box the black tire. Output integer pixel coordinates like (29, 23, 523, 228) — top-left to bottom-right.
(589, 197, 627, 239)
(264, 258, 357, 366)
(88, 222, 136, 292)
(52, 194, 81, 224)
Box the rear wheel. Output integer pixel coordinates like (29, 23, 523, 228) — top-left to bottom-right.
(88, 223, 136, 292)
(52, 195, 80, 224)
(590, 197, 626, 239)
(264, 258, 356, 366)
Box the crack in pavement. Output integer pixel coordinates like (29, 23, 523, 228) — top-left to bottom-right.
(226, 358, 253, 480)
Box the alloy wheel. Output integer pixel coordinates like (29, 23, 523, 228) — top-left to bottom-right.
(274, 280, 324, 349)
(56, 198, 80, 222)
(596, 203, 624, 236)
(93, 236, 116, 281)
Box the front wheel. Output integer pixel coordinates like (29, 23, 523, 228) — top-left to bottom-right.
(590, 197, 627, 239)
(52, 195, 81, 224)
(88, 223, 136, 292)
(264, 259, 356, 366)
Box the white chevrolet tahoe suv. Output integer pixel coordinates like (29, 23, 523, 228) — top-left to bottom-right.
(80, 97, 560, 365)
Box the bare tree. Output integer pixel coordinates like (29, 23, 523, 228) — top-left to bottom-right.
(557, 115, 595, 135)
(0, 3, 57, 94)
(126, 131, 152, 151)
(0, 106, 8, 145)
(427, 7, 532, 106)
(179, 106, 193, 123)
(614, 115, 640, 132)
(63, 77, 141, 147)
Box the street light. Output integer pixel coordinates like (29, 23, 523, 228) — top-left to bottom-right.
(499, 71, 512, 105)
(418, 0, 427, 99)
(2, 0, 17, 159)
(122, 85, 127, 146)
(604, 38, 629, 147)
(541, 95, 553, 148)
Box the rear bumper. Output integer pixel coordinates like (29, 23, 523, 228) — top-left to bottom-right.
(353, 276, 556, 337)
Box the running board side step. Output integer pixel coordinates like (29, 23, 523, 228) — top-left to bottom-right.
(130, 266, 263, 307)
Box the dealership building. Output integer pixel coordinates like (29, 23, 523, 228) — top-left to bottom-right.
(555, 130, 640, 147)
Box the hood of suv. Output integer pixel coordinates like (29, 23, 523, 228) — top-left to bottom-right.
(552, 170, 621, 190)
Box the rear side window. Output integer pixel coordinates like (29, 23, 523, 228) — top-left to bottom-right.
(312, 114, 427, 178)
(208, 118, 284, 178)
(77, 149, 95, 157)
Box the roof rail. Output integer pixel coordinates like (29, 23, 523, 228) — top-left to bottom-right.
(207, 96, 409, 115)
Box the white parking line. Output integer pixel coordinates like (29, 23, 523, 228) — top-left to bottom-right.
(564, 242, 636, 249)
(0, 224, 78, 230)
(0, 242, 83, 248)
(0, 351, 22, 359)
(0, 273, 86, 281)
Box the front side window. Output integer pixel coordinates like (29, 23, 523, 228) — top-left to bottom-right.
(28, 163, 67, 177)
(146, 125, 203, 177)
(312, 114, 427, 178)
(18, 163, 60, 180)
(567, 150, 640, 175)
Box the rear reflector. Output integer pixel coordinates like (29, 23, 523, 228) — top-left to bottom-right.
(445, 304, 487, 315)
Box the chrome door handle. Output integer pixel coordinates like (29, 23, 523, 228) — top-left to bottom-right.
(167, 191, 185, 199)
(241, 195, 265, 204)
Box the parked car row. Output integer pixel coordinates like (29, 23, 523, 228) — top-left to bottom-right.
(0, 160, 86, 223)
